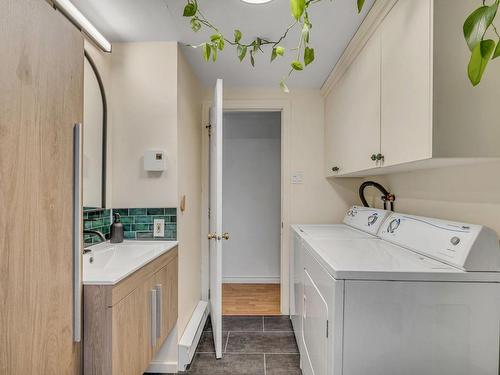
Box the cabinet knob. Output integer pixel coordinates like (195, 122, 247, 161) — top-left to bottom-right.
(331, 166, 340, 172)
(376, 153, 384, 161)
(371, 154, 377, 161)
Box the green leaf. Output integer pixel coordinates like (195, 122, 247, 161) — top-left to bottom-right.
(271, 48, 278, 62)
(280, 79, 290, 93)
(357, 0, 365, 13)
(183, 2, 197, 17)
(290, 0, 305, 21)
(234, 29, 242, 43)
(237, 45, 247, 62)
(210, 34, 220, 42)
(291, 60, 303, 71)
(190, 18, 201, 32)
(494, 39, 500, 59)
(250, 51, 255, 67)
(304, 46, 315, 66)
(202, 43, 211, 61)
(463, 3, 498, 51)
(211, 44, 218, 62)
(271, 46, 285, 62)
(468, 39, 496, 86)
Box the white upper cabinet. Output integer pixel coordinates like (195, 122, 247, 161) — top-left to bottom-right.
(325, 32, 381, 177)
(324, 0, 500, 177)
(380, 0, 432, 167)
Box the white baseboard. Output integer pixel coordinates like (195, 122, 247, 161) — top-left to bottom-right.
(222, 276, 280, 284)
(178, 301, 209, 372)
(147, 360, 178, 373)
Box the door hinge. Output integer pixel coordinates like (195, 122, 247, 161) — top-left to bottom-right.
(326, 320, 329, 338)
(206, 124, 212, 136)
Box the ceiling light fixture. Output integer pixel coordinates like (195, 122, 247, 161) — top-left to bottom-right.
(52, 0, 112, 53)
(241, 0, 274, 4)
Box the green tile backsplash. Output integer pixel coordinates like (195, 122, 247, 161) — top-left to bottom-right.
(83, 208, 111, 245)
(83, 207, 177, 245)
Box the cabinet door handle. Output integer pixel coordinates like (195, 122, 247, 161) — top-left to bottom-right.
(72, 123, 83, 343)
(155, 284, 163, 339)
(151, 288, 157, 348)
(331, 166, 339, 172)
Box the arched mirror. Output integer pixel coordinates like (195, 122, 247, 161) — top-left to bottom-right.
(83, 51, 107, 209)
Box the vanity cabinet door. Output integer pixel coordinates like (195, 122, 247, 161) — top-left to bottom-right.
(153, 258, 179, 349)
(111, 278, 154, 375)
(380, 0, 432, 166)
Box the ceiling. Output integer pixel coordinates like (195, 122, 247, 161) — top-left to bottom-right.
(72, 0, 374, 88)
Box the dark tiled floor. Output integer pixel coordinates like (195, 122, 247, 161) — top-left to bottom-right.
(147, 315, 301, 374)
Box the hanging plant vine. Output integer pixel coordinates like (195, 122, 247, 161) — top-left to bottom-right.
(183, 0, 499, 90)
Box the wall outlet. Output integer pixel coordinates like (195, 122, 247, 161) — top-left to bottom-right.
(153, 219, 165, 237)
(291, 171, 304, 184)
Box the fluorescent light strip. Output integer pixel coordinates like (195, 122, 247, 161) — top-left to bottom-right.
(53, 0, 112, 53)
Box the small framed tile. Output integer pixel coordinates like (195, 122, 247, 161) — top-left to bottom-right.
(136, 215, 153, 224)
(129, 208, 147, 216)
(147, 208, 165, 215)
(124, 231, 136, 239)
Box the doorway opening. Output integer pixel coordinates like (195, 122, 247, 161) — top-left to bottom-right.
(221, 111, 282, 316)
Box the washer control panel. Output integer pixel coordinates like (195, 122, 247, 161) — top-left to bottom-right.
(378, 213, 500, 271)
(343, 206, 390, 235)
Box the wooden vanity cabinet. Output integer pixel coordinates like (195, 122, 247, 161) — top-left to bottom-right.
(84, 247, 178, 375)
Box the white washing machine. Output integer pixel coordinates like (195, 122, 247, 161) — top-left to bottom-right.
(290, 206, 390, 358)
(292, 212, 500, 375)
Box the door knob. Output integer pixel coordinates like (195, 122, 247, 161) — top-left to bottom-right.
(222, 232, 230, 240)
(208, 232, 217, 240)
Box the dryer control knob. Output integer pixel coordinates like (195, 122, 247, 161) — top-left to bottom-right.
(450, 236, 461, 246)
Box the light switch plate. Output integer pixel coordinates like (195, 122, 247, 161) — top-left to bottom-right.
(153, 219, 165, 237)
(292, 171, 304, 184)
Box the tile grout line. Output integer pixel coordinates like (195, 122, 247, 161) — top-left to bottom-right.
(263, 353, 267, 375)
(224, 331, 230, 353)
(262, 316, 265, 332)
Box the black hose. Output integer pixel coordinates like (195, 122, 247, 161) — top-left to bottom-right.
(359, 181, 395, 211)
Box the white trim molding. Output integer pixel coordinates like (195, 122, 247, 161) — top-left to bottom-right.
(320, 0, 398, 97)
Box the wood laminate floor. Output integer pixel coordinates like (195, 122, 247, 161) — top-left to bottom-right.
(222, 283, 281, 316)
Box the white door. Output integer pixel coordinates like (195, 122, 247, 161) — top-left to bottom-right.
(209, 78, 224, 358)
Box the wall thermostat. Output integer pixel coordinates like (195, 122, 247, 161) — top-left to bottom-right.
(144, 150, 166, 171)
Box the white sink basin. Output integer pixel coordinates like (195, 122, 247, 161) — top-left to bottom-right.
(83, 240, 178, 285)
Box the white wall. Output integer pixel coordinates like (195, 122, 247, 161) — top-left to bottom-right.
(110, 42, 178, 208)
(176, 48, 203, 335)
(222, 112, 281, 283)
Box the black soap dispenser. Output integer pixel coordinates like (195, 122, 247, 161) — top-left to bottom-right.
(110, 213, 124, 243)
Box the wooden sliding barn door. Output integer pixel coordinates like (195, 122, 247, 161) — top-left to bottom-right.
(0, 0, 83, 374)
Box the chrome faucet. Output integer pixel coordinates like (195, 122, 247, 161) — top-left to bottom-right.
(83, 229, 106, 242)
